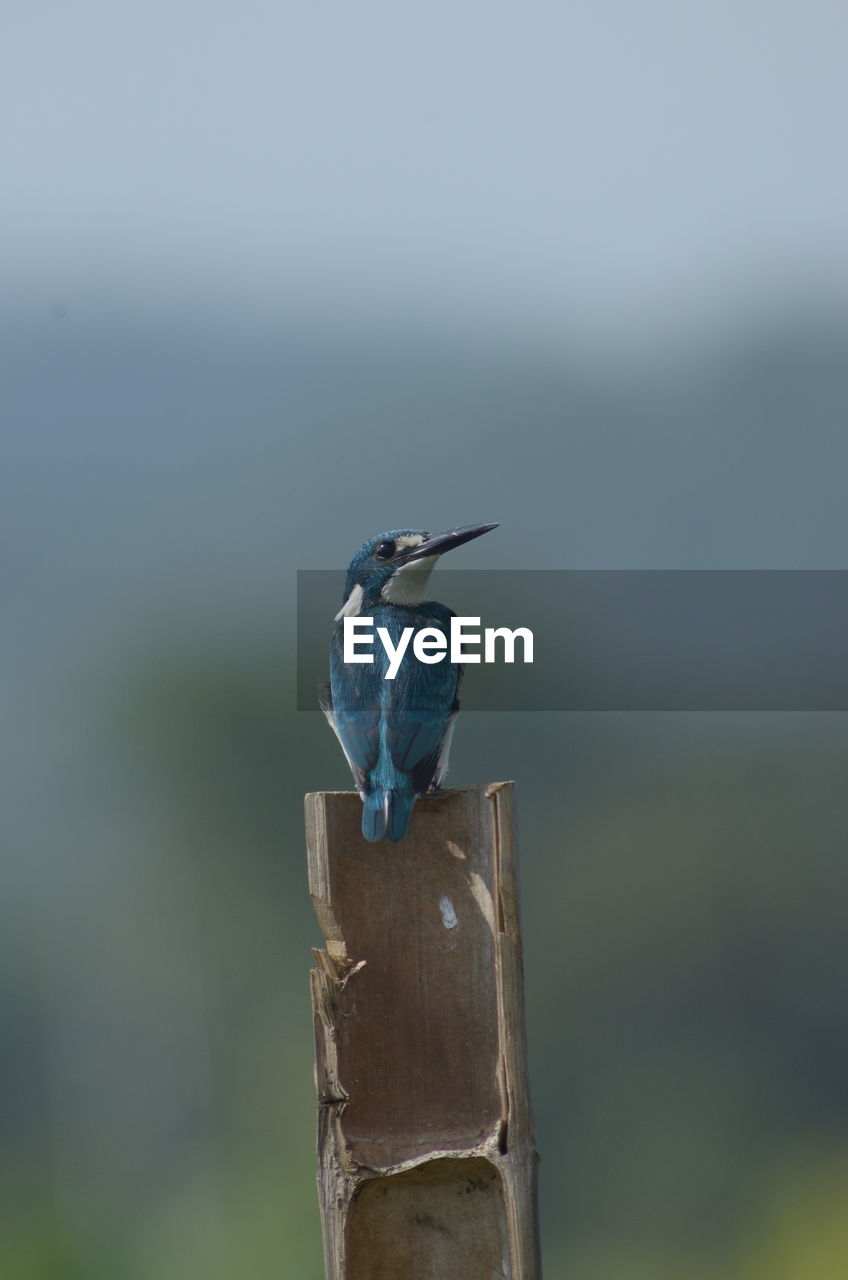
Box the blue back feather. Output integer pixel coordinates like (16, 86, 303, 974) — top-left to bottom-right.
(329, 603, 459, 842)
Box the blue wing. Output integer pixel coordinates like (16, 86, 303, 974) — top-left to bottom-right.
(381, 610, 459, 794)
(323, 637, 384, 794)
(325, 604, 460, 841)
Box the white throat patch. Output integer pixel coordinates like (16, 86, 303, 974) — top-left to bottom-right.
(381, 554, 440, 605)
(334, 582, 365, 621)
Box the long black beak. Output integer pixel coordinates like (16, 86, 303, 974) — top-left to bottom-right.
(406, 522, 499, 561)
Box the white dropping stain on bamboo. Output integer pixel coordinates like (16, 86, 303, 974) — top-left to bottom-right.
(467, 872, 496, 933)
(439, 895, 458, 929)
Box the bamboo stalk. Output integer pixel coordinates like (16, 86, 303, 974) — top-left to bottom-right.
(305, 782, 540, 1279)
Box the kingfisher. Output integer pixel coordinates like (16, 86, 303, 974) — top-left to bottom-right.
(322, 523, 498, 843)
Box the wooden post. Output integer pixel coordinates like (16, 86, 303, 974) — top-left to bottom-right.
(305, 782, 541, 1279)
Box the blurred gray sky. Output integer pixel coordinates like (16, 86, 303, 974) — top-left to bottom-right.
(4, 1, 848, 337)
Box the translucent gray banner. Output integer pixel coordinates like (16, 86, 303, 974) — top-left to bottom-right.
(297, 570, 848, 711)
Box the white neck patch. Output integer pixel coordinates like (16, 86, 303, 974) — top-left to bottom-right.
(334, 582, 365, 621)
(381, 555, 440, 605)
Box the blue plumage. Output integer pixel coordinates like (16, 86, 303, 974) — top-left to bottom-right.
(322, 524, 497, 842)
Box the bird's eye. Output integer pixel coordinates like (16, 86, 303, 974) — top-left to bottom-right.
(375, 539, 396, 560)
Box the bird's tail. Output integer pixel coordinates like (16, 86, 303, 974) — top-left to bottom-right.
(361, 787, 416, 843)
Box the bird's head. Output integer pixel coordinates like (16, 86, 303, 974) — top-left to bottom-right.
(336, 523, 498, 618)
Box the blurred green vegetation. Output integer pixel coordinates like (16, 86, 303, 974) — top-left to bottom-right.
(4, 305, 848, 1277)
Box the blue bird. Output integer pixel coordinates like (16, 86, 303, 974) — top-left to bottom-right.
(322, 523, 498, 843)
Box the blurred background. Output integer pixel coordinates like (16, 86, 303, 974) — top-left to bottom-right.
(4, 3, 848, 1276)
